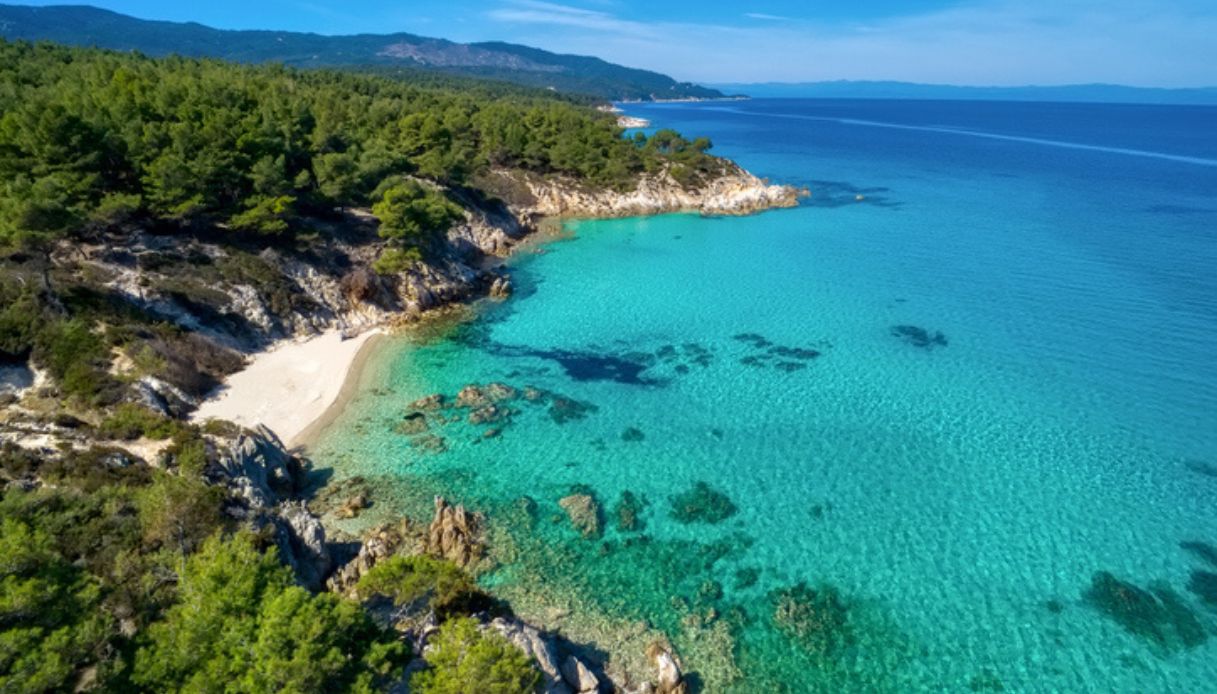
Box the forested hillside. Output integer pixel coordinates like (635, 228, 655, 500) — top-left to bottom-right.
(0, 3, 728, 101)
(0, 40, 717, 246)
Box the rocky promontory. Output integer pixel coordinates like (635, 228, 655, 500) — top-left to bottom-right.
(491, 164, 803, 220)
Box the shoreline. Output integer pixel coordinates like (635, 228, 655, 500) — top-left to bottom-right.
(290, 331, 387, 450)
(191, 329, 384, 448)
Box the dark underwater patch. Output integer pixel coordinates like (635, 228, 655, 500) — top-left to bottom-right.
(486, 343, 659, 385)
(1184, 459, 1217, 479)
(734, 332, 825, 372)
(805, 179, 901, 209)
(1188, 571, 1217, 608)
(1084, 571, 1208, 653)
(1180, 540, 1217, 568)
(891, 324, 948, 350)
(670, 481, 738, 525)
(771, 582, 853, 658)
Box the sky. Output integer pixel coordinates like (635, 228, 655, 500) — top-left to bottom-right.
(9, 0, 1217, 87)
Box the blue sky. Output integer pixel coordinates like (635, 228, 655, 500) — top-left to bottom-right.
(11, 1, 1217, 86)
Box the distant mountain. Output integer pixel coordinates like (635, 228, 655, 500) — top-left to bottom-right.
(713, 80, 1217, 106)
(0, 3, 725, 101)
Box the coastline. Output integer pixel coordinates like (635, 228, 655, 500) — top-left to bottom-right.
(290, 330, 387, 449)
(191, 329, 384, 448)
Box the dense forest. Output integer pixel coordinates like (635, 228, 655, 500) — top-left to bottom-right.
(0, 39, 718, 249)
(0, 39, 724, 692)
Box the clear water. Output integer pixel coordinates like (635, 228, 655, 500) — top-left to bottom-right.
(313, 99, 1217, 692)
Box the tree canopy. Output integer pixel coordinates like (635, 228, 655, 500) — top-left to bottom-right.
(0, 40, 717, 248)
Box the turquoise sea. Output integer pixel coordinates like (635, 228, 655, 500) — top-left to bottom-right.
(313, 99, 1217, 692)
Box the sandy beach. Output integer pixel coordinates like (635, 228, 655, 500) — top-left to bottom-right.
(192, 329, 383, 447)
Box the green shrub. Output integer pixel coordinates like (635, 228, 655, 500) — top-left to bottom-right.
(410, 617, 540, 694)
(0, 517, 112, 693)
(133, 532, 407, 693)
(32, 319, 118, 402)
(98, 403, 181, 441)
(372, 181, 463, 241)
(356, 555, 490, 619)
(372, 246, 423, 275)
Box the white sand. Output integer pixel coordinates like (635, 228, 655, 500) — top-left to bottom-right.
(192, 329, 381, 447)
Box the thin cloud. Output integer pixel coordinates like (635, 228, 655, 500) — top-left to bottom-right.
(489, 0, 659, 37)
(744, 13, 790, 21)
(487, 0, 1216, 87)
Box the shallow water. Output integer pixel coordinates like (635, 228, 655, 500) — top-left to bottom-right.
(314, 99, 1217, 692)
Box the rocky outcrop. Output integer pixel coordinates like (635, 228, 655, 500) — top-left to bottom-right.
(424, 496, 483, 568)
(327, 520, 413, 596)
(214, 425, 299, 508)
(274, 501, 333, 590)
(486, 617, 572, 694)
(646, 643, 688, 694)
(495, 164, 803, 221)
(562, 655, 602, 693)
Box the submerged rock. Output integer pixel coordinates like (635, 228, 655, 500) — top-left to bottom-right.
(1188, 571, 1217, 608)
(771, 582, 851, 657)
(485, 382, 519, 401)
(456, 384, 490, 408)
(410, 434, 448, 454)
(396, 412, 430, 435)
(559, 493, 603, 539)
(1180, 540, 1217, 568)
(621, 427, 646, 443)
(614, 490, 646, 532)
(469, 403, 512, 425)
(334, 493, 370, 520)
(669, 481, 738, 525)
(408, 393, 446, 411)
(549, 397, 597, 425)
(769, 345, 821, 360)
(891, 324, 948, 349)
(1084, 571, 1208, 651)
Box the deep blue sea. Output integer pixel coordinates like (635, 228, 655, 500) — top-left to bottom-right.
(314, 99, 1217, 691)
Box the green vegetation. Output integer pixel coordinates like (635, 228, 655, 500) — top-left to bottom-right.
(0, 37, 737, 694)
(133, 532, 406, 693)
(0, 443, 414, 691)
(0, 39, 720, 250)
(98, 403, 185, 441)
(409, 617, 541, 694)
(356, 555, 492, 619)
(0, 446, 226, 689)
